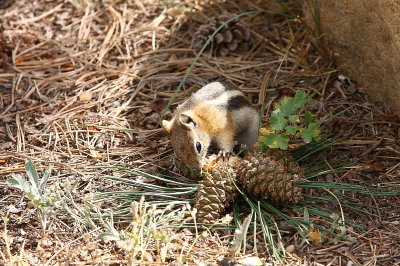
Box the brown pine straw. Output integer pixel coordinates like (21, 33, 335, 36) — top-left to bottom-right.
(0, 0, 399, 264)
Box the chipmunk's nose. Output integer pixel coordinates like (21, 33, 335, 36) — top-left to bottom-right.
(173, 157, 202, 178)
(184, 165, 202, 179)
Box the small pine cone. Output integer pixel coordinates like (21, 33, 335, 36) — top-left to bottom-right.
(236, 151, 304, 203)
(192, 13, 251, 56)
(194, 158, 239, 224)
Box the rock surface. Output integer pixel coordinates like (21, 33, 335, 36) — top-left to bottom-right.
(305, 1, 400, 113)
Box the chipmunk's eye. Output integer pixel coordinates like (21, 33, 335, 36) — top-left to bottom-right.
(195, 142, 202, 153)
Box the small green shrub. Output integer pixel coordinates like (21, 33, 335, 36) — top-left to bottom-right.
(258, 90, 320, 149)
(7, 159, 54, 232)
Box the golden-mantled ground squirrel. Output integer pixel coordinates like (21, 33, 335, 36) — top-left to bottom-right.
(162, 81, 259, 171)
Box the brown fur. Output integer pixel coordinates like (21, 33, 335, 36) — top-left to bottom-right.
(192, 103, 235, 137)
(162, 81, 259, 170)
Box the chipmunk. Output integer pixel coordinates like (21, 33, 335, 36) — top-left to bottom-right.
(162, 81, 259, 171)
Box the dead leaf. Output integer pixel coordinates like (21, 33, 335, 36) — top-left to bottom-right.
(306, 227, 321, 247)
(79, 91, 93, 102)
(31, 138, 41, 146)
(369, 162, 387, 172)
(311, 230, 321, 247)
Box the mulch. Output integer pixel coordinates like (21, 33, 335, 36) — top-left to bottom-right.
(0, 0, 399, 264)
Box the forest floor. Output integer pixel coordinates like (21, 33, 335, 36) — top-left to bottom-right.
(0, 0, 399, 265)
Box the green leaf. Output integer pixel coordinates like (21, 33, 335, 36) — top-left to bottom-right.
(7, 175, 31, 193)
(294, 90, 311, 103)
(26, 192, 40, 203)
(25, 159, 40, 194)
(301, 123, 320, 143)
(269, 112, 287, 131)
(301, 129, 312, 143)
(39, 165, 53, 194)
(288, 115, 299, 123)
(277, 90, 312, 116)
(32, 197, 47, 207)
(305, 111, 315, 126)
(276, 98, 296, 115)
(279, 98, 300, 116)
(265, 133, 289, 149)
(285, 125, 299, 135)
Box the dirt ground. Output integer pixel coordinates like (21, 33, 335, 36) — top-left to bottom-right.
(0, 0, 399, 265)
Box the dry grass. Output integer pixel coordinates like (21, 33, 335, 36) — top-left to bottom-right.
(0, 0, 399, 264)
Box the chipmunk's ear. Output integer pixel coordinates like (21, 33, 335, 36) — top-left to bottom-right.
(162, 119, 173, 134)
(179, 112, 197, 128)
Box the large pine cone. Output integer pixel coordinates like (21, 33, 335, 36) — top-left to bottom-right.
(192, 13, 251, 56)
(236, 151, 304, 203)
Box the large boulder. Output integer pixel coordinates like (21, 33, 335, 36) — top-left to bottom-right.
(306, 0, 400, 112)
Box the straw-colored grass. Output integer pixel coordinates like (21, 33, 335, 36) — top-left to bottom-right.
(1, 0, 399, 264)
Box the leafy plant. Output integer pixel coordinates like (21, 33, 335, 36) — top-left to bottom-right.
(7, 159, 54, 232)
(259, 90, 320, 149)
(296, 208, 349, 248)
(108, 197, 196, 264)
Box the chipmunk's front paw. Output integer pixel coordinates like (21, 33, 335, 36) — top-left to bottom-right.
(217, 150, 233, 161)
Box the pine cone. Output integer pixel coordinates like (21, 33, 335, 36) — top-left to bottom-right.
(236, 151, 304, 203)
(194, 158, 239, 224)
(192, 151, 304, 224)
(192, 13, 251, 56)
